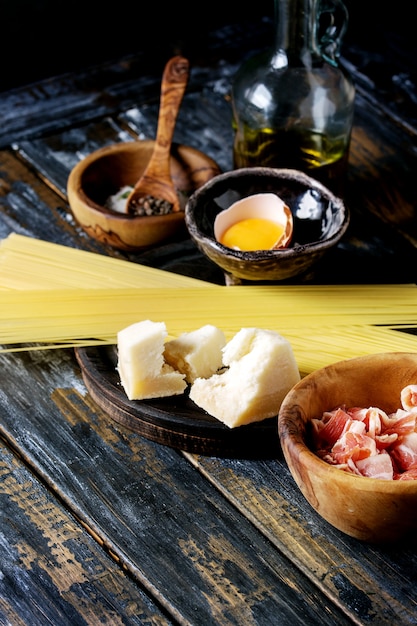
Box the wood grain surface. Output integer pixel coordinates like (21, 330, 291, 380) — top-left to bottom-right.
(0, 440, 172, 625)
(1, 12, 417, 625)
(75, 345, 279, 458)
(0, 349, 352, 625)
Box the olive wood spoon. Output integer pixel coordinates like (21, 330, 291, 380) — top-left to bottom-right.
(125, 56, 189, 214)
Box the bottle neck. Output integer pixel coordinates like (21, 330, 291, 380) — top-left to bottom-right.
(272, 0, 319, 66)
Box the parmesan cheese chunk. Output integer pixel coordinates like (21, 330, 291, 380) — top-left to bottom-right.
(189, 327, 300, 428)
(117, 320, 186, 400)
(164, 324, 226, 383)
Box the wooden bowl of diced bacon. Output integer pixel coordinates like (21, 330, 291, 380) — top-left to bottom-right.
(278, 352, 417, 542)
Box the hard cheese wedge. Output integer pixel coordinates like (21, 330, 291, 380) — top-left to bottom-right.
(117, 320, 186, 400)
(189, 327, 300, 428)
(164, 324, 226, 383)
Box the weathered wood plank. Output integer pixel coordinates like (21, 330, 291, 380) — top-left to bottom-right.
(8, 91, 417, 286)
(0, 24, 250, 149)
(0, 348, 354, 626)
(120, 86, 235, 174)
(0, 148, 120, 257)
(0, 13, 416, 625)
(14, 119, 136, 201)
(0, 55, 162, 149)
(0, 441, 173, 626)
(187, 453, 417, 625)
(348, 93, 417, 249)
(0, 13, 415, 151)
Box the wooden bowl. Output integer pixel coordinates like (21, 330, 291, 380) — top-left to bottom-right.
(185, 167, 349, 283)
(278, 353, 417, 542)
(67, 140, 221, 251)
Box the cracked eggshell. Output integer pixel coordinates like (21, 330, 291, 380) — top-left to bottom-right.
(213, 193, 293, 250)
(185, 167, 349, 282)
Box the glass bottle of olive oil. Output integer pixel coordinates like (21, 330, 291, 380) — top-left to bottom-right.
(231, 0, 355, 196)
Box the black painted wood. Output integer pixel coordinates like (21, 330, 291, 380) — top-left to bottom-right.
(0, 349, 353, 625)
(10, 94, 417, 285)
(1, 12, 417, 625)
(0, 440, 172, 625)
(1, 5, 416, 149)
(75, 345, 279, 458)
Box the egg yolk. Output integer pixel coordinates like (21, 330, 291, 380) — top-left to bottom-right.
(219, 218, 285, 251)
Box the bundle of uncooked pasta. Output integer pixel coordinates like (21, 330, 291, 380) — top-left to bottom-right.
(1, 233, 417, 374)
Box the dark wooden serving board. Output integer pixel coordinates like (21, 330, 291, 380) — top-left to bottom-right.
(75, 345, 280, 458)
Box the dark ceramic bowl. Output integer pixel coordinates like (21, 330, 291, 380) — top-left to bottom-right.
(185, 167, 349, 282)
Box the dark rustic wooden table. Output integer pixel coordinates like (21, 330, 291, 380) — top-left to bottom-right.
(1, 13, 417, 626)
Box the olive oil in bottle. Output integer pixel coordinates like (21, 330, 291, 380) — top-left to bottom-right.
(231, 0, 355, 196)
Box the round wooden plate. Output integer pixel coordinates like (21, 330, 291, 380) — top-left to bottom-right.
(75, 344, 280, 458)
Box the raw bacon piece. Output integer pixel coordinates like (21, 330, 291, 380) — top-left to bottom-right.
(396, 467, 417, 480)
(311, 407, 351, 448)
(400, 384, 417, 412)
(355, 452, 394, 480)
(375, 432, 398, 451)
(383, 411, 416, 436)
(332, 430, 376, 465)
(360, 407, 384, 439)
(347, 407, 368, 420)
(390, 432, 417, 472)
(312, 385, 417, 480)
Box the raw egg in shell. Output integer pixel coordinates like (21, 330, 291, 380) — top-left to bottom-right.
(214, 193, 293, 251)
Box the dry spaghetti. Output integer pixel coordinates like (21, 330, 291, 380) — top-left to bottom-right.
(2, 234, 417, 375)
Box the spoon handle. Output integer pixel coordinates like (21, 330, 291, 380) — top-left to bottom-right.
(145, 56, 189, 181)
